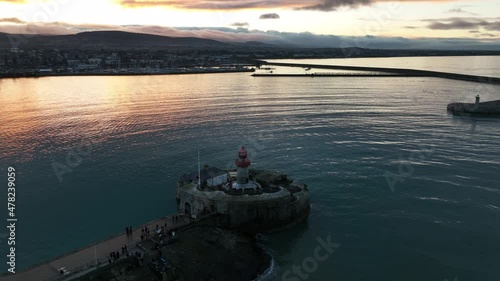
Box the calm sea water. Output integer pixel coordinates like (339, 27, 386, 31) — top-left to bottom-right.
(1, 57, 500, 280)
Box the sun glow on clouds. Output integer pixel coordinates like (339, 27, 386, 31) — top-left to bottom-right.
(0, 0, 498, 40)
(1, 0, 263, 28)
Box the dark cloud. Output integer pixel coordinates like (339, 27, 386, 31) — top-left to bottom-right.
(298, 0, 371, 11)
(468, 30, 498, 38)
(426, 17, 500, 31)
(259, 13, 280, 19)
(121, 0, 373, 11)
(428, 19, 484, 30)
(447, 8, 476, 15)
(480, 33, 498, 37)
(231, 22, 249, 27)
(0, 17, 25, 24)
(404, 26, 418, 29)
(487, 22, 500, 31)
(120, 0, 301, 10)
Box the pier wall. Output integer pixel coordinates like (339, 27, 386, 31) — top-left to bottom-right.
(177, 183, 310, 232)
(257, 61, 500, 85)
(447, 100, 500, 114)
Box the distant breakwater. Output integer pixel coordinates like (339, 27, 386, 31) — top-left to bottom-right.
(252, 73, 401, 77)
(257, 61, 500, 85)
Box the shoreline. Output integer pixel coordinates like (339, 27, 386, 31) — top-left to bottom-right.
(0, 68, 255, 79)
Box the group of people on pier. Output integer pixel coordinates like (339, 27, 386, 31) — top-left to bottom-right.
(125, 226, 133, 236)
(140, 225, 152, 240)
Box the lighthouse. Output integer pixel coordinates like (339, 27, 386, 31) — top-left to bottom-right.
(231, 147, 259, 190)
(235, 147, 251, 184)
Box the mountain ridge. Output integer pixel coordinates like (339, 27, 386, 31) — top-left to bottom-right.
(0, 30, 238, 49)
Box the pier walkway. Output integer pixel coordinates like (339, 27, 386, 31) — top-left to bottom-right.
(0, 214, 192, 281)
(256, 61, 500, 85)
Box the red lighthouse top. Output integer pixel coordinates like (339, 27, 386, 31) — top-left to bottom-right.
(235, 146, 251, 168)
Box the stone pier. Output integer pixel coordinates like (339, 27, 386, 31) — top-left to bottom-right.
(0, 214, 191, 281)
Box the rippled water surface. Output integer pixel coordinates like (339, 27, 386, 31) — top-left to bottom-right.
(1, 71, 500, 280)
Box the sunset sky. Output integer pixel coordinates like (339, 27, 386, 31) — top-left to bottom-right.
(0, 0, 499, 48)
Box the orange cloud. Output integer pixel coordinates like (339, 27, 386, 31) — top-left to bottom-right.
(0, 17, 25, 24)
(119, 0, 457, 11)
(119, 0, 308, 10)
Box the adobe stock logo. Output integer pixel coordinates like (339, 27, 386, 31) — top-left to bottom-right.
(282, 234, 340, 281)
(52, 138, 94, 183)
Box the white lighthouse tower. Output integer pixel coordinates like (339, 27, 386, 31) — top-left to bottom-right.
(232, 147, 260, 190)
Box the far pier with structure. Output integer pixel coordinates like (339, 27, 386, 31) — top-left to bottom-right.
(448, 95, 500, 115)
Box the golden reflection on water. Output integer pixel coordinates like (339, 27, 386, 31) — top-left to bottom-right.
(2, 72, 499, 163)
(0, 74, 253, 161)
(0, 76, 143, 161)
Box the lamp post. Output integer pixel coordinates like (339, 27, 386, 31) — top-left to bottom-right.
(94, 244, 97, 266)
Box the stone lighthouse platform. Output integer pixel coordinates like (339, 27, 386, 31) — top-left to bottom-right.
(176, 147, 311, 233)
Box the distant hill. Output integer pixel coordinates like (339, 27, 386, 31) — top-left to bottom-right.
(0, 31, 232, 49)
(242, 41, 275, 47)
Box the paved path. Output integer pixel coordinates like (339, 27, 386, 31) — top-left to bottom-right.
(0, 214, 190, 281)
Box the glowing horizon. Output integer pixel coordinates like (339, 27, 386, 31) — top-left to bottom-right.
(0, 0, 498, 48)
